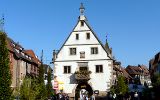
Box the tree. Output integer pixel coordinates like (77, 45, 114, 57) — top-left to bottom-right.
(0, 31, 12, 100)
(20, 77, 39, 100)
(36, 64, 47, 100)
(116, 76, 128, 97)
(46, 69, 52, 98)
(151, 73, 160, 99)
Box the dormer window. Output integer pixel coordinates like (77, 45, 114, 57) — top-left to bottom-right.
(81, 21, 84, 27)
(76, 34, 79, 40)
(86, 33, 90, 39)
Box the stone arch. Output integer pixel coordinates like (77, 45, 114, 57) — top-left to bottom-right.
(75, 82, 93, 100)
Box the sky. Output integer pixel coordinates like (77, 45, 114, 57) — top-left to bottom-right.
(0, 0, 160, 67)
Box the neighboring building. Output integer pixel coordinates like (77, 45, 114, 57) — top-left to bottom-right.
(113, 61, 132, 85)
(7, 37, 40, 89)
(53, 4, 113, 98)
(149, 52, 160, 77)
(125, 65, 151, 86)
(43, 64, 53, 85)
(25, 50, 41, 77)
(126, 65, 151, 92)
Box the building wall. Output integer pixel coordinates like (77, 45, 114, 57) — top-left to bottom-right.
(56, 45, 109, 61)
(54, 60, 112, 93)
(54, 15, 113, 96)
(19, 60, 26, 81)
(11, 54, 18, 88)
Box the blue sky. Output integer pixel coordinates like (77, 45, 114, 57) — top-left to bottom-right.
(0, 0, 160, 67)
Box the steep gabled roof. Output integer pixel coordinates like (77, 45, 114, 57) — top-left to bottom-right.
(84, 18, 112, 59)
(56, 15, 112, 59)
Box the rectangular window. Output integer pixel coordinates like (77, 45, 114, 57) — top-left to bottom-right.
(80, 52, 85, 58)
(70, 48, 76, 55)
(79, 67, 88, 71)
(76, 34, 79, 40)
(96, 65, 103, 73)
(86, 33, 90, 39)
(64, 66, 71, 74)
(91, 47, 98, 54)
(81, 21, 84, 27)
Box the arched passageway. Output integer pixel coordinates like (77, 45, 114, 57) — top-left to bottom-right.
(75, 82, 93, 100)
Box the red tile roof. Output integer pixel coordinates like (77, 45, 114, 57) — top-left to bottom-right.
(25, 50, 41, 65)
(125, 65, 149, 76)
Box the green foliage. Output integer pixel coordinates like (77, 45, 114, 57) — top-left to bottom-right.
(110, 85, 116, 95)
(142, 87, 153, 100)
(36, 64, 47, 99)
(20, 77, 39, 100)
(0, 31, 13, 100)
(19, 77, 47, 100)
(115, 75, 128, 96)
(151, 73, 160, 87)
(38, 64, 45, 83)
(46, 69, 52, 98)
(36, 83, 47, 100)
(151, 73, 160, 99)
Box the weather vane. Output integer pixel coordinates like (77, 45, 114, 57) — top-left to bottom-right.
(79, 3, 85, 15)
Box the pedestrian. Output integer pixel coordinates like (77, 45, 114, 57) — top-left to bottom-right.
(134, 92, 138, 100)
(113, 93, 116, 100)
(109, 92, 113, 100)
(90, 94, 95, 100)
(85, 95, 88, 100)
(64, 94, 69, 100)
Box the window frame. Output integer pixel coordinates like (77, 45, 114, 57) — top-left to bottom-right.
(80, 51, 85, 59)
(69, 48, 76, 55)
(95, 65, 103, 73)
(91, 47, 98, 54)
(76, 34, 79, 40)
(81, 21, 84, 27)
(86, 33, 90, 39)
(64, 66, 71, 74)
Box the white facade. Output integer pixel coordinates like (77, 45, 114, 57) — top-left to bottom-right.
(54, 7, 113, 97)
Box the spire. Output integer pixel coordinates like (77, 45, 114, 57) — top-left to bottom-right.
(106, 33, 108, 43)
(79, 3, 85, 15)
(105, 33, 109, 50)
(79, 3, 86, 20)
(0, 14, 5, 32)
(105, 33, 112, 55)
(41, 50, 44, 63)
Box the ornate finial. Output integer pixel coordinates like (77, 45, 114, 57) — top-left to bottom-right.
(0, 14, 5, 32)
(79, 3, 85, 15)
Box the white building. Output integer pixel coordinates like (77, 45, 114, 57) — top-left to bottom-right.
(53, 4, 113, 99)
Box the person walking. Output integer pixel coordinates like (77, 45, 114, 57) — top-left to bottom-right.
(85, 95, 88, 100)
(113, 93, 116, 100)
(134, 92, 138, 100)
(90, 94, 95, 100)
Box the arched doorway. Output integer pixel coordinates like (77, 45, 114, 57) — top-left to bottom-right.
(75, 82, 93, 100)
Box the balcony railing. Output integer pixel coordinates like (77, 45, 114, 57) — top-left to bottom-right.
(75, 70, 91, 81)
